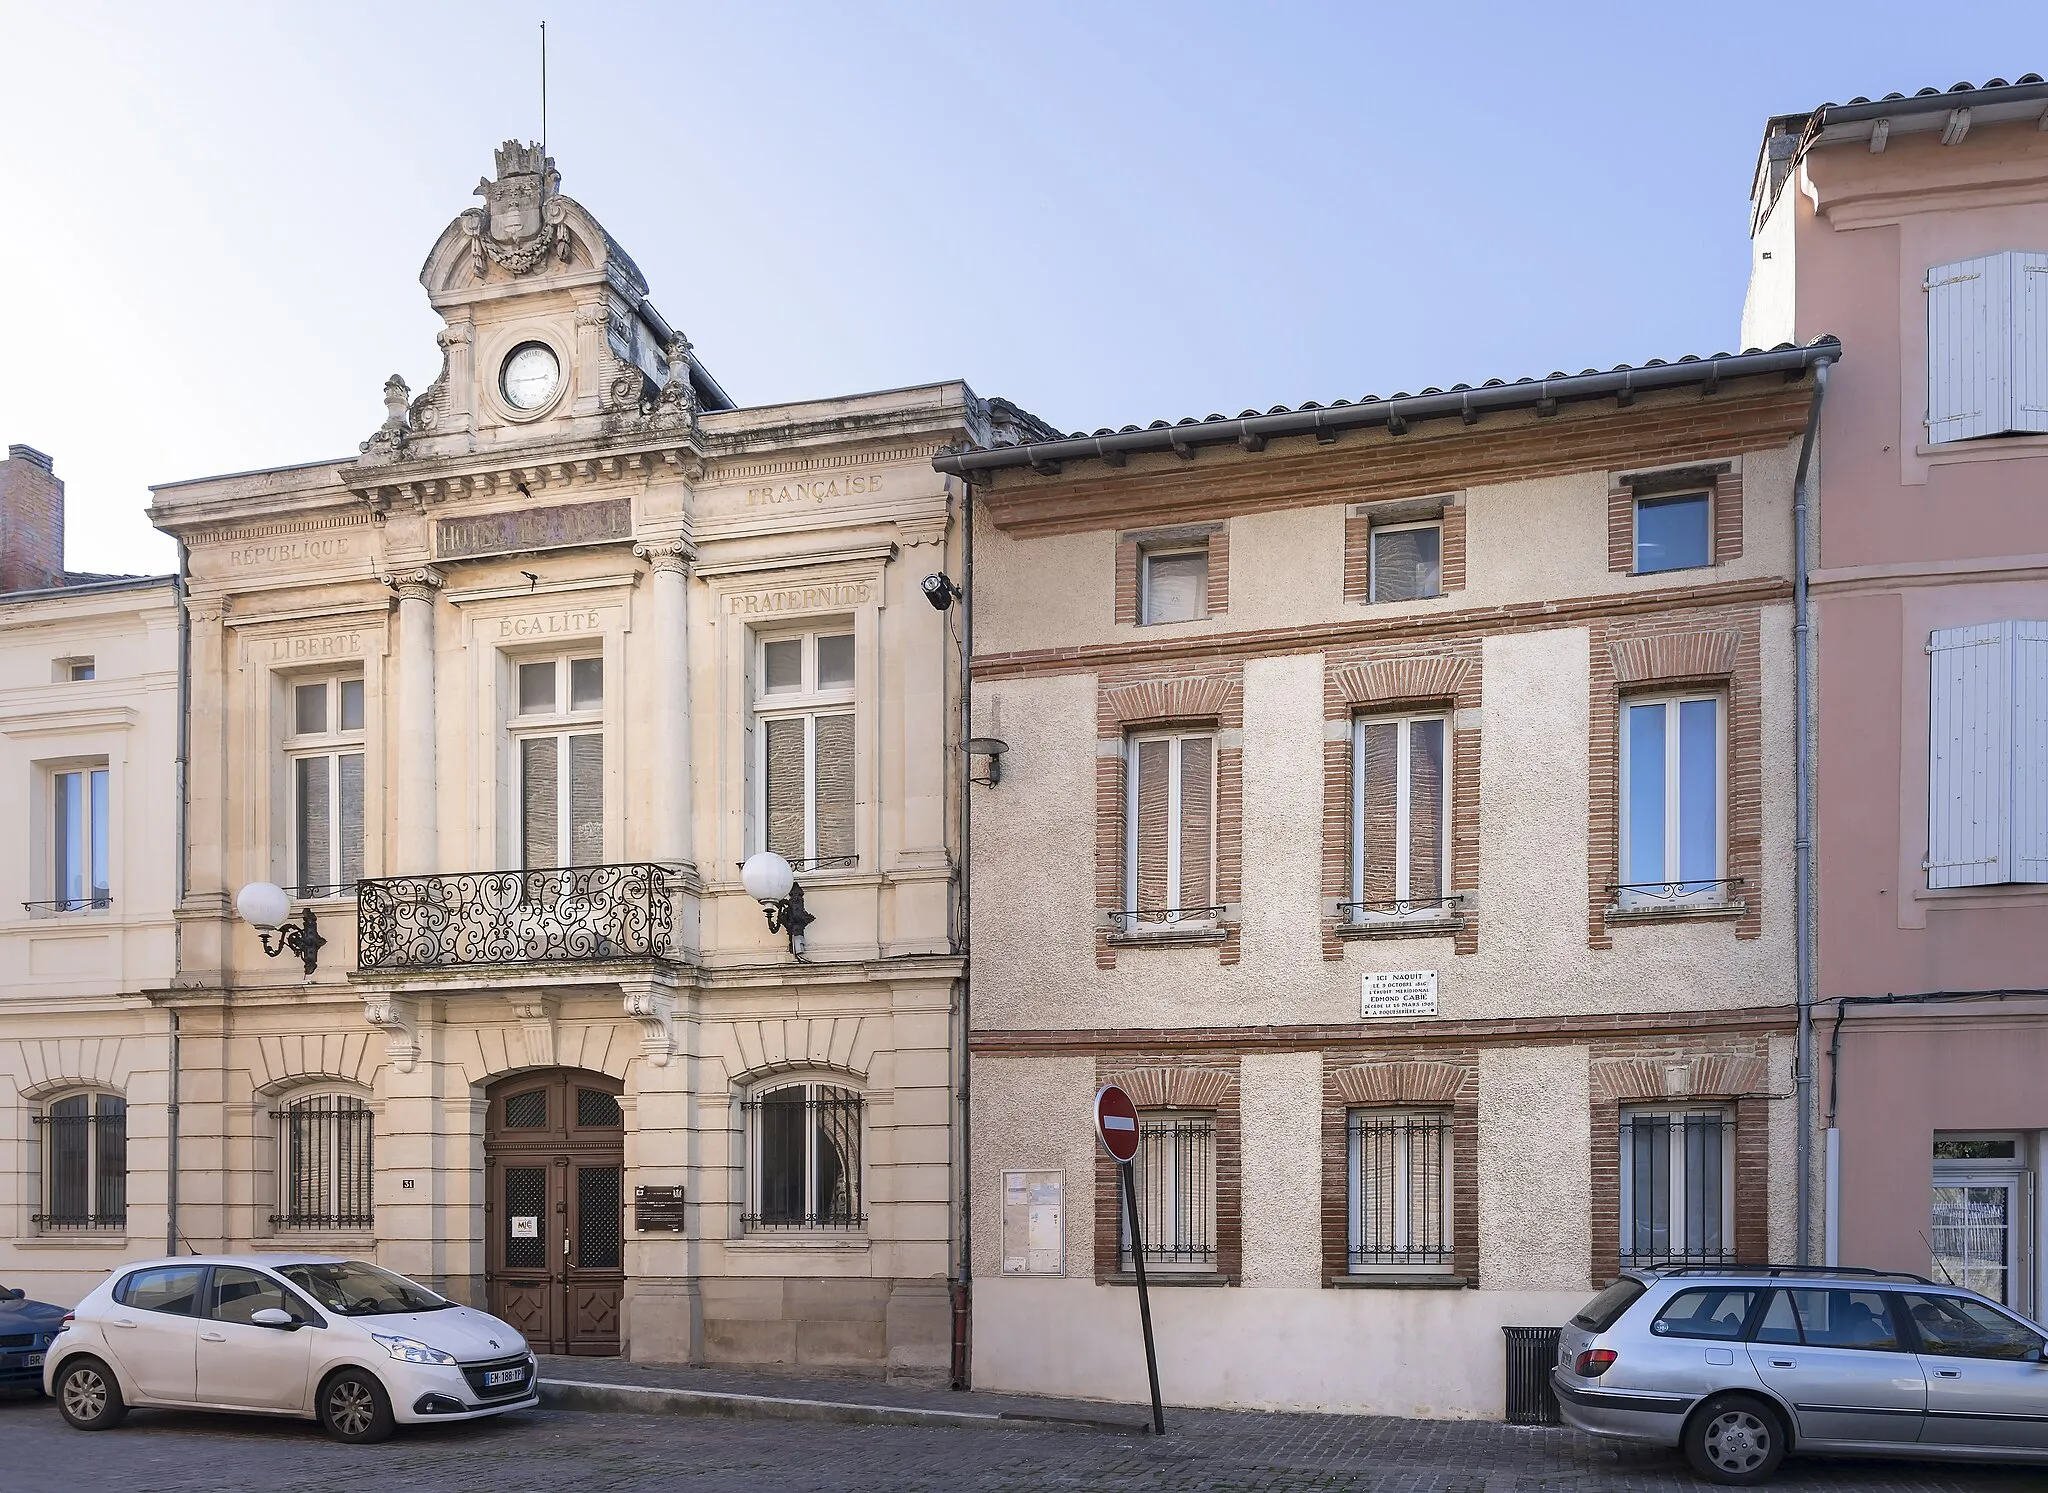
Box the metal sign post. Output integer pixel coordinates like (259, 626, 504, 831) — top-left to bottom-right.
(1095, 1084, 1164, 1436)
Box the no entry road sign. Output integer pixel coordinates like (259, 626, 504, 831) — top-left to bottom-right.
(1095, 1083, 1140, 1163)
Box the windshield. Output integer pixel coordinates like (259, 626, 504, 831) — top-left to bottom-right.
(275, 1261, 451, 1316)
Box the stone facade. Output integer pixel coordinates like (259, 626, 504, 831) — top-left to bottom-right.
(950, 362, 1815, 1416)
(0, 445, 181, 1303)
(134, 143, 1021, 1378)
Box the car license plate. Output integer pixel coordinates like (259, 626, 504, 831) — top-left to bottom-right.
(24, 1354, 43, 1368)
(484, 1367, 523, 1387)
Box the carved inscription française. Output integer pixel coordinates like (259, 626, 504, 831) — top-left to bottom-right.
(437, 498, 633, 561)
(747, 473, 884, 507)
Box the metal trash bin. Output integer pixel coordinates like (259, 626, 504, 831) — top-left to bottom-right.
(1502, 1326, 1562, 1425)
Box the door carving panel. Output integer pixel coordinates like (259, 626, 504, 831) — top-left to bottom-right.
(484, 1070, 626, 1355)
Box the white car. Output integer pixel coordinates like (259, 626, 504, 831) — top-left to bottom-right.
(43, 1255, 537, 1442)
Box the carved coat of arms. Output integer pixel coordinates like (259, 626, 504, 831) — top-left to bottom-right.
(464, 141, 570, 278)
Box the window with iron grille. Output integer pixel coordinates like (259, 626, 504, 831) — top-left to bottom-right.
(286, 677, 364, 897)
(272, 1093, 374, 1231)
(1123, 731, 1217, 931)
(1348, 1109, 1453, 1272)
(33, 1092, 125, 1231)
(1120, 1112, 1216, 1270)
(754, 631, 857, 869)
(1620, 1105, 1735, 1266)
(514, 654, 604, 868)
(743, 1082, 863, 1230)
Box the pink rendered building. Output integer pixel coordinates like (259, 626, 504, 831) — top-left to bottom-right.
(1746, 76, 2048, 1307)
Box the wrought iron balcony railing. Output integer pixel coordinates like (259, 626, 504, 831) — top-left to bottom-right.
(357, 863, 674, 971)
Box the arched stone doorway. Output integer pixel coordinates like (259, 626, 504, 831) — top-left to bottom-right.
(483, 1069, 625, 1356)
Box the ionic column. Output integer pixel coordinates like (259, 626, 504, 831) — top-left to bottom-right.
(387, 568, 443, 874)
(635, 542, 695, 870)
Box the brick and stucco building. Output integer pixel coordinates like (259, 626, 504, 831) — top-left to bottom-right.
(941, 339, 1835, 1414)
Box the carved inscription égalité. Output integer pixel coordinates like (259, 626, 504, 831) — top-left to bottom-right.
(436, 497, 633, 561)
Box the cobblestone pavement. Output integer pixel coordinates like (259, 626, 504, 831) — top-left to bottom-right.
(6, 1387, 2047, 1493)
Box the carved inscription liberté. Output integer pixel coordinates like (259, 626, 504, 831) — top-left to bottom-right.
(437, 498, 633, 561)
(267, 632, 366, 662)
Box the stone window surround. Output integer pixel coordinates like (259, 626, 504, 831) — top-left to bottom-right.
(1320, 1057, 1479, 1286)
(1093, 664, 1245, 968)
(1320, 642, 1483, 959)
(1092, 1059, 1241, 1285)
(1586, 609, 1764, 947)
(31, 751, 115, 915)
(1114, 522, 1230, 627)
(26, 1086, 129, 1239)
(1343, 493, 1467, 604)
(264, 1082, 378, 1240)
(700, 555, 889, 888)
(1588, 1041, 1771, 1285)
(1608, 458, 1744, 576)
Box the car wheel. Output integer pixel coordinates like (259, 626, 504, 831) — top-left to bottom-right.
(1684, 1394, 1786, 1485)
(317, 1368, 396, 1444)
(56, 1358, 128, 1431)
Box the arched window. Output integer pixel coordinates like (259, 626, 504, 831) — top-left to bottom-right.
(271, 1091, 374, 1231)
(742, 1081, 863, 1231)
(34, 1091, 125, 1232)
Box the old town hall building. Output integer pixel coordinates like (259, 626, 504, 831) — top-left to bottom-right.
(130, 143, 1019, 1375)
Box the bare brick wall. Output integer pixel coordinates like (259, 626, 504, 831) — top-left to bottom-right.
(1093, 1056, 1242, 1283)
(1319, 643, 1484, 958)
(1585, 605, 1765, 948)
(1094, 661, 1246, 969)
(0, 445, 65, 594)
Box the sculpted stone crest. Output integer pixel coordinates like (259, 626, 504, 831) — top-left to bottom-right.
(464, 140, 570, 278)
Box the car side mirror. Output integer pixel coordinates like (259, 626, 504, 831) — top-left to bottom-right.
(2, 1288, 23, 1301)
(250, 1307, 298, 1330)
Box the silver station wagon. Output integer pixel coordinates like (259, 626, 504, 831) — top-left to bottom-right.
(1554, 1264, 2048, 1485)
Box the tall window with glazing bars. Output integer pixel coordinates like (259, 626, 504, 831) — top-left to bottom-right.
(744, 1082, 864, 1230)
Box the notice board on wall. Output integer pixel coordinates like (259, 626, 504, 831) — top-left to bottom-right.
(1001, 1170, 1064, 1275)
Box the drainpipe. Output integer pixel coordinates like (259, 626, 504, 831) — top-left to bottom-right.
(1792, 356, 1834, 1266)
(950, 471, 975, 1390)
(168, 544, 192, 1256)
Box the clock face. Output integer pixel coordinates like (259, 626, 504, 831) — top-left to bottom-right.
(500, 342, 562, 411)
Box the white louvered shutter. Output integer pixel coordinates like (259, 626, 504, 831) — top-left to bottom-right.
(521, 737, 558, 869)
(813, 713, 856, 863)
(567, 732, 604, 865)
(2015, 253, 2048, 435)
(1927, 623, 2013, 887)
(2012, 622, 2048, 884)
(1926, 255, 2011, 444)
(338, 752, 364, 889)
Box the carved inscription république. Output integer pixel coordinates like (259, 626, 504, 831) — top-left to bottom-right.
(228, 535, 352, 568)
(746, 473, 884, 507)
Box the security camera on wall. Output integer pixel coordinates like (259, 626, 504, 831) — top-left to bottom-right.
(921, 573, 962, 612)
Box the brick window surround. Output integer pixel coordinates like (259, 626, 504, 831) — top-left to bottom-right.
(1344, 494, 1467, 603)
(1115, 523, 1230, 625)
(1320, 1057, 1479, 1285)
(1095, 664, 1245, 968)
(1588, 1040, 1772, 1285)
(1094, 1059, 1241, 1284)
(1607, 460, 1744, 575)
(1321, 642, 1483, 958)
(1585, 609, 1763, 948)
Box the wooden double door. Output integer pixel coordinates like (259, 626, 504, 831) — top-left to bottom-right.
(484, 1069, 625, 1355)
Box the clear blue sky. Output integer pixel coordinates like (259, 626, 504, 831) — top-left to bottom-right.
(2, 1, 2038, 573)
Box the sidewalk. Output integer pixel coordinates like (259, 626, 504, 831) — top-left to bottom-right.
(534, 1355, 1154, 1433)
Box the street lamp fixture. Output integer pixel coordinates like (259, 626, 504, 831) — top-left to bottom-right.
(235, 881, 326, 975)
(964, 736, 1008, 787)
(740, 851, 814, 958)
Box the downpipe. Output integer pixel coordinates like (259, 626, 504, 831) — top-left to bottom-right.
(949, 472, 976, 1390)
(1791, 358, 1833, 1265)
